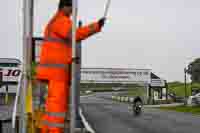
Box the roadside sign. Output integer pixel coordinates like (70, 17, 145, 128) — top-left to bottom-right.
(151, 79, 165, 87)
(0, 67, 21, 83)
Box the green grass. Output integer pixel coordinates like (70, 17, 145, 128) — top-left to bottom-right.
(160, 106, 200, 115)
(168, 82, 200, 97)
(79, 81, 200, 98)
(126, 87, 145, 97)
(168, 84, 191, 97)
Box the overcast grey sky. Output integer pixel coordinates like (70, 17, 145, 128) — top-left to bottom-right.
(1, 0, 200, 82)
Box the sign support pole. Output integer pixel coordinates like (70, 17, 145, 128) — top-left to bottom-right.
(70, 0, 78, 132)
(20, 0, 34, 133)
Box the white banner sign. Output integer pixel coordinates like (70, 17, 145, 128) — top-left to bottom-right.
(151, 79, 165, 87)
(81, 68, 151, 84)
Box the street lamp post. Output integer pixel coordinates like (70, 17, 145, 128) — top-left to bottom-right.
(184, 68, 187, 103)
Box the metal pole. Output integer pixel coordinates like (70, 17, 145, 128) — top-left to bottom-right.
(71, 0, 78, 132)
(165, 80, 168, 101)
(191, 81, 192, 96)
(0, 71, 2, 88)
(104, 0, 111, 18)
(5, 85, 8, 105)
(21, 0, 34, 132)
(146, 83, 150, 104)
(75, 21, 82, 127)
(184, 68, 187, 100)
(32, 38, 36, 62)
(12, 73, 22, 129)
(190, 68, 193, 96)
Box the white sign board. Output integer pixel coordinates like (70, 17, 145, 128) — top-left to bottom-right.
(0, 67, 21, 82)
(81, 68, 151, 84)
(151, 79, 165, 87)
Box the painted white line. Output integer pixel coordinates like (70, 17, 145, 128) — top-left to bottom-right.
(80, 94, 95, 98)
(144, 103, 184, 108)
(79, 108, 95, 133)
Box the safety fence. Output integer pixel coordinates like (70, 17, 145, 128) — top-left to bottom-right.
(112, 95, 142, 103)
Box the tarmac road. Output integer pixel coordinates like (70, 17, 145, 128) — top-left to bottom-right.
(81, 93, 200, 133)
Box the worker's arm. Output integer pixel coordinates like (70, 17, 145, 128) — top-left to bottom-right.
(76, 18, 105, 41)
(53, 17, 105, 42)
(76, 22, 101, 42)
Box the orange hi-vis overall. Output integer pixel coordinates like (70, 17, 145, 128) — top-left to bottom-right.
(36, 10, 101, 133)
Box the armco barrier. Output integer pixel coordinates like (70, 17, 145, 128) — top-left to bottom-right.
(112, 96, 136, 103)
(129, 97, 134, 103)
(117, 97, 121, 101)
(125, 97, 129, 102)
(112, 95, 175, 105)
(121, 97, 125, 102)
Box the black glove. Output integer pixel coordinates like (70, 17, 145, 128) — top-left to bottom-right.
(98, 17, 106, 28)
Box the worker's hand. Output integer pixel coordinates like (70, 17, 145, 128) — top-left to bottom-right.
(98, 17, 106, 29)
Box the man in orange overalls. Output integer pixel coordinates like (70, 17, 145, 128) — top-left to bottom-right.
(36, 0, 106, 132)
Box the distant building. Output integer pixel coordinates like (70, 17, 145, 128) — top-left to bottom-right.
(81, 68, 169, 104)
(150, 72, 170, 103)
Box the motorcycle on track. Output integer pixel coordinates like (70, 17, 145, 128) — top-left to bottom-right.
(132, 97, 143, 116)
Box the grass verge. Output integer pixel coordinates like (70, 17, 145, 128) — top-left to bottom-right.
(168, 82, 200, 97)
(160, 106, 200, 115)
(126, 87, 145, 97)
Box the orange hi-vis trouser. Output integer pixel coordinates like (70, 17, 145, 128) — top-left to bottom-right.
(36, 64, 70, 133)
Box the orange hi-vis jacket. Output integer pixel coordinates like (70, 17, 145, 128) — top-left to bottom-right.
(37, 10, 101, 81)
(39, 10, 100, 67)
(37, 10, 101, 132)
